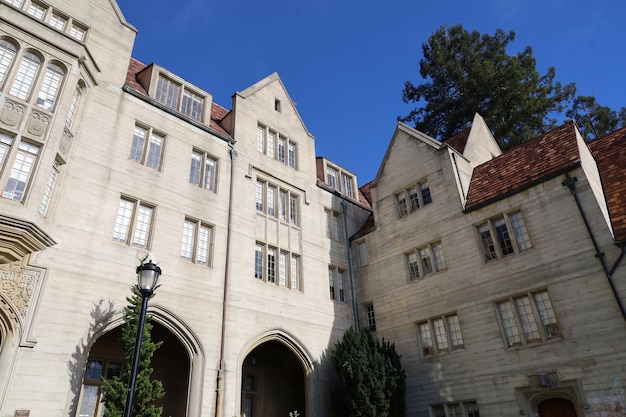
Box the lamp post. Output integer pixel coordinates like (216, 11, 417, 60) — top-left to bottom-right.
(122, 260, 162, 417)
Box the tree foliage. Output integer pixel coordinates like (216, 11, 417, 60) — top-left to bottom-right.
(566, 95, 626, 140)
(102, 287, 165, 417)
(400, 24, 576, 150)
(329, 328, 406, 417)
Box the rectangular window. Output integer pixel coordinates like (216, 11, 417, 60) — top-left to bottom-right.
(69, 23, 87, 41)
(112, 197, 155, 248)
(430, 401, 480, 417)
(476, 211, 531, 262)
(2, 141, 40, 202)
(496, 290, 559, 348)
(189, 150, 217, 191)
(9, 52, 41, 100)
(155, 75, 180, 109)
(36, 64, 64, 110)
(129, 125, 165, 171)
(357, 241, 368, 268)
(326, 167, 338, 190)
(255, 179, 298, 225)
(255, 242, 300, 290)
(65, 84, 82, 129)
(365, 303, 376, 331)
(406, 241, 446, 281)
(180, 218, 213, 265)
(328, 266, 346, 302)
(417, 313, 464, 356)
(38, 159, 60, 216)
(341, 173, 354, 198)
(396, 180, 432, 217)
(48, 12, 67, 30)
(5, 0, 24, 7)
(256, 124, 297, 168)
(27, 2, 46, 19)
(181, 89, 203, 121)
(324, 208, 343, 241)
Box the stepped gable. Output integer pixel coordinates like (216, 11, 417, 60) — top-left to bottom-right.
(588, 127, 626, 242)
(465, 122, 580, 210)
(124, 58, 232, 138)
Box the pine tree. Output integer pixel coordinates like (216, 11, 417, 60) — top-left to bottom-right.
(102, 286, 166, 417)
(329, 328, 406, 417)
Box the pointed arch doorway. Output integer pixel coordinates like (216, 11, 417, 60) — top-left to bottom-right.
(537, 398, 578, 417)
(77, 322, 190, 417)
(241, 340, 307, 417)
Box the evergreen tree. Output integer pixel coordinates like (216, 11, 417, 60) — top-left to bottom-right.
(102, 287, 165, 417)
(329, 328, 406, 417)
(400, 24, 576, 150)
(566, 95, 626, 140)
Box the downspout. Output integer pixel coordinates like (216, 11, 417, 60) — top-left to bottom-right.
(562, 174, 626, 321)
(340, 198, 359, 330)
(215, 145, 237, 417)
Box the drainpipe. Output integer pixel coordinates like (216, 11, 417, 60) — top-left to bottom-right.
(562, 174, 626, 321)
(340, 198, 359, 330)
(216, 144, 237, 417)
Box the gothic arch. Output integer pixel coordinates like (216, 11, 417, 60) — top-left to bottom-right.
(239, 328, 314, 373)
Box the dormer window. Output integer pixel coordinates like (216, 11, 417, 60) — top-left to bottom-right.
(325, 163, 355, 197)
(155, 74, 204, 122)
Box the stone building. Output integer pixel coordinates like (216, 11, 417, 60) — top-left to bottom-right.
(0, 0, 625, 417)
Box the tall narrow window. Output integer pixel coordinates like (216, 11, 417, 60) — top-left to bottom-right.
(407, 252, 419, 281)
(357, 242, 368, 268)
(328, 266, 346, 302)
(279, 252, 287, 286)
(189, 150, 217, 191)
(180, 218, 213, 265)
(341, 173, 354, 197)
(9, 52, 41, 100)
(290, 256, 299, 290)
(288, 142, 296, 168)
(279, 191, 287, 221)
(112, 197, 155, 249)
(255, 181, 264, 212)
(326, 167, 338, 190)
(267, 247, 276, 283)
(254, 244, 263, 279)
(277, 137, 285, 163)
(256, 126, 264, 153)
(266, 186, 276, 217)
(328, 268, 335, 300)
(0, 40, 17, 86)
(38, 159, 60, 216)
(37, 64, 64, 110)
(395, 192, 408, 217)
(65, 84, 82, 129)
(181, 89, 203, 121)
(365, 304, 376, 331)
(0, 133, 14, 171)
(128, 125, 164, 171)
(155, 75, 180, 109)
(289, 195, 297, 224)
(3, 141, 40, 202)
(266, 130, 275, 159)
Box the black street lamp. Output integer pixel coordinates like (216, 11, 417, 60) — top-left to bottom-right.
(122, 260, 162, 417)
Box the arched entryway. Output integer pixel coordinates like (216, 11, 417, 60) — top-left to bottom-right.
(538, 397, 578, 417)
(241, 340, 306, 417)
(77, 322, 190, 417)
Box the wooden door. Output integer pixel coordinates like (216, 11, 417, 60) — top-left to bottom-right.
(538, 398, 577, 417)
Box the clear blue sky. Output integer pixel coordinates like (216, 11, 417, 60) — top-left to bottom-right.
(117, 0, 626, 185)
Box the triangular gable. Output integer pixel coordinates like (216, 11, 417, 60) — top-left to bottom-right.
(372, 122, 442, 184)
(235, 73, 313, 138)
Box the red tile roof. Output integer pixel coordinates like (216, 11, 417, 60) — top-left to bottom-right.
(465, 122, 581, 210)
(124, 58, 232, 139)
(443, 128, 470, 154)
(588, 127, 626, 242)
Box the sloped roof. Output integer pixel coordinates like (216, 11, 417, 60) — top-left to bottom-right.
(465, 122, 581, 210)
(124, 58, 232, 138)
(588, 127, 626, 242)
(443, 128, 470, 154)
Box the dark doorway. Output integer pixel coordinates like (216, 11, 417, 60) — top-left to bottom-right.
(241, 340, 306, 417)
(78, 322, 189, 417)
(538, 397, 578, 417)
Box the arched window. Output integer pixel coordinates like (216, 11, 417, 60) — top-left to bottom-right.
(36, 62, 65, 110)
(0, 39, 17, 88)
(9, 51, 41, 100)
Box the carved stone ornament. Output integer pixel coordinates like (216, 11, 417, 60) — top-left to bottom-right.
(0, 261, 41, 319)
(0, 100, 25, 127)
(26, 111, 50, 137)
(60, 128, 73, 156)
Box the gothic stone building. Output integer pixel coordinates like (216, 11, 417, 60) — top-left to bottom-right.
(0, 1, 624, 417)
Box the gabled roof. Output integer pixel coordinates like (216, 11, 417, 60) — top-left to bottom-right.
(588, 127, 626, 242)
(465, 121, 581, 210)
(124, 58, 232, 139)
